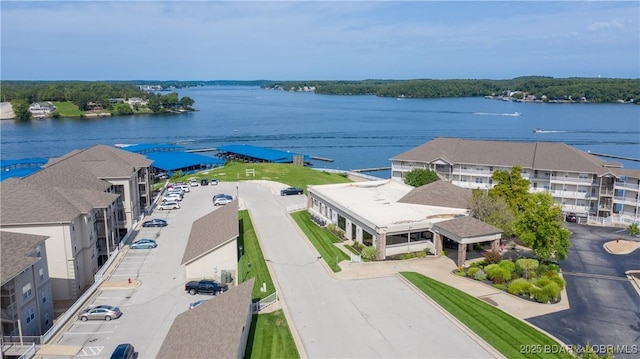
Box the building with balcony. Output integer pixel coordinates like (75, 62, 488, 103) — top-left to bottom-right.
(0, 145, 151, 301)
(1, 231, 54, 340)
(390, 138, 640, 224)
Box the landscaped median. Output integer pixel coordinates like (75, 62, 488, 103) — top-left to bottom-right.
(401, 272, 573, 359)
(290, 211, 349, 272)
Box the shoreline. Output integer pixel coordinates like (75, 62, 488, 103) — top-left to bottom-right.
(0, 102, 15, 120)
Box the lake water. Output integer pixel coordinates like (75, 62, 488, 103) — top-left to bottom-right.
(1, 86, 639, 177)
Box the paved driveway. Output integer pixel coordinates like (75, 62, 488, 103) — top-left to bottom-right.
(239, 181, 497, 358)
(528, 224, 640, 358)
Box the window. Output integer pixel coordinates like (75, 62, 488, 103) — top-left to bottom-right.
(41, 291, 47, 303)
(36, 245, 42, 257)
(22, 283, 32, 299)
(26, 307, 35, 323)
(39, 268, 44, 281)
(475, 178, 483, 184)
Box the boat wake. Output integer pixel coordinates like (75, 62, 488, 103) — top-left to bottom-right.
(474, 112, 521, 117)
(533, 129, 567, 133)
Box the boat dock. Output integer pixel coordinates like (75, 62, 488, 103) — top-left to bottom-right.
(352, 167, 391, 173)
(588, 151, 640, 162)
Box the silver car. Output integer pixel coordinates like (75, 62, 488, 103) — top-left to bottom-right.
(78, 305, 122, 321)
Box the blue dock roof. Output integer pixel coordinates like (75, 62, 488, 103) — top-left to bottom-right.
(147, 152, 225, 171)
(118, 143, 184, 154)
(217, 144, 310, 163)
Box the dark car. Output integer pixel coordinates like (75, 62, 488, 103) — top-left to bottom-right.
(281, 187, 304, 196)
(110, 343, 137, 359)
(566, 213, 577, 223)
(142, 219, 167, 228)
(185, 280, 229, 295)
(200, 178, 208, 186)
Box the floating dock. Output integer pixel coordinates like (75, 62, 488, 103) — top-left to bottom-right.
(588, 151, 640, 162)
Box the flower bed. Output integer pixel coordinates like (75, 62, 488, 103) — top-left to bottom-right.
(456, 251, 564, 304)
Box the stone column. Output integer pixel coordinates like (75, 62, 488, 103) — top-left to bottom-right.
(376, 231, 386, 261)
(434, 232, 443, 256)
(491, 239, 500, 252)
(457, 243, 467, 268)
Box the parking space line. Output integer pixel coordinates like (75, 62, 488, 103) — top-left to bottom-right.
(63, 331, 114, 334)
(77, 346, 104, 356)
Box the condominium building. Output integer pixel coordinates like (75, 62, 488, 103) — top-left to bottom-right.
(391, 138, 640, 224)
(0, 145, 151, 300)
(1, 231, 54, 339)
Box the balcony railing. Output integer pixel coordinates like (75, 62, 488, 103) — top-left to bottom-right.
(613, 196, 640, 206)
(615, 182, 640, 191)
(550, 175, 595, 184)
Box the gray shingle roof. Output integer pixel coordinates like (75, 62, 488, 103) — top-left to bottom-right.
(391, 137, 640, 177)
(156, 278, 254, 359)
(181, 200, 240, 265)
(398, 180, 472, 209)
(433, 216, 502, 238)
(1, 231, 48, 286)
(46, 144, 152, 178)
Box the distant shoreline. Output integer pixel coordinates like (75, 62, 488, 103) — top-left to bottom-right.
(0, 102, 15, 120)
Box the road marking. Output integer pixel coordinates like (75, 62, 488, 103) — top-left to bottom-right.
(562, 271, 630, 281)
(77, 346, 104, 356)
(64, 331, 114, 334)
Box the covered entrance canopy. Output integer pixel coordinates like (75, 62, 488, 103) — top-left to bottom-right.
(432, 216, 503, 267)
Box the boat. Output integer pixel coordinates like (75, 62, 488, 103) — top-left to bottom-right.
(508, 112, 522, 116)
(533, 128, 543, 133)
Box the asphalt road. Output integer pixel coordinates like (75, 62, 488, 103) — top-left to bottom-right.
(527, 223, 640, 358)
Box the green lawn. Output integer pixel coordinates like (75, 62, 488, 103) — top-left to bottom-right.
(290, 211, 349, 272)
(176, 162, 352, 190)
(401, 272, 572, 359)
(239, 210, 275, 299)
(51, 101, 83, 117)
(245, 310, 299, 359)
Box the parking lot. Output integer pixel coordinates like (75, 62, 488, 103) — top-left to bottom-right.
(49, 181, 241, 358)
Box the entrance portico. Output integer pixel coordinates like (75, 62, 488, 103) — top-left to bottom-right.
(432, 216, 503, 268)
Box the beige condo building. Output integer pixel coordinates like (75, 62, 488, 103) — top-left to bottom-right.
(390, 138, 640, 225)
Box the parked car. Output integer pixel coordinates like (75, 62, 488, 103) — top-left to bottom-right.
(210, 178, 218, 185)
(79, 305, 122, 321)
(142, 219, 167, 227)
(200, 178, 209, 186)
(110, 343, 137, 359)
(281, 187, 304, 196)
(189, 299, 210, 309)
(213, 194, 233, 206)
(185, 280, 229, 295)
(566, 213, 577, 223)
(189, 178, 199, 187)
(162, 194, 182, 202)
(158, 201, 180, 210)
(130, 239, 157, 249)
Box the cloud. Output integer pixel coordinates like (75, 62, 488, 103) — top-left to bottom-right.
(587, 20, 625, 31)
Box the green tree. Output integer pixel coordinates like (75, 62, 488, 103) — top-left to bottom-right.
(468, 189, 516, 236)
(514, 193, 571, 261)
(489, 166, 531, 212)
(179, 96, 194, 109)
(113, 103, 133, 116)
(404, 169, 439, 187)
(626, 222, 640, 237)
(11, 99, 31, 121)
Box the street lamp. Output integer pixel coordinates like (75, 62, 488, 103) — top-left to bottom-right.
(239, 245, 243, 282)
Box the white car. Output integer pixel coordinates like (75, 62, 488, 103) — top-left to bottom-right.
(213, 194, 233, 206)
(189, 178, 199, 187)
(158, 201, 180, 210)
(162, 194, 182, 202)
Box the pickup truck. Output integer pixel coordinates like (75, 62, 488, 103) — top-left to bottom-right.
(280, 187, 304, 196)
(185, 280, 229, 295)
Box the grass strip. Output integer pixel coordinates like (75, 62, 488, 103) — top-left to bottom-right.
(239, 210, 276, 300)
(290, 211, 349, 272)
(245, 309, 299, 359)
(401, 272, 572, 359)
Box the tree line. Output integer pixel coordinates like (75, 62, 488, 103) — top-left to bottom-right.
(1, 81, 195, 121)
(263, 77, 640, 103)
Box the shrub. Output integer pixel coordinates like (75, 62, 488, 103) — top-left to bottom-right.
(531, 286, 550, 303)
(507, 278, 531, 296)
(467, 267, 480, 278)
(532, 277, 552, 288)
(485, 264, 511, 284)
(546, 274, 565, 290)
(541, 282, 562, 301)
(483, 250, 503, 264)
(516, 258, 539, 279)
(361, 246, 377, 261)
(498, 260, 515, 274)
(473, 269, 487, 281)
(470, 260, 485, 268)
(456, 269, 466, 276)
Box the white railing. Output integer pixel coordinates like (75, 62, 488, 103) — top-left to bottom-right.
(252, 292, 278, 313)
(550, 176, 595, 184)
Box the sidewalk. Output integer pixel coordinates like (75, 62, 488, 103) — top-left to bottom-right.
(332, 254, 571, 320)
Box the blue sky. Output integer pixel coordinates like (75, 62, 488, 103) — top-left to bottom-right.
(1, 1, 638, 81)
